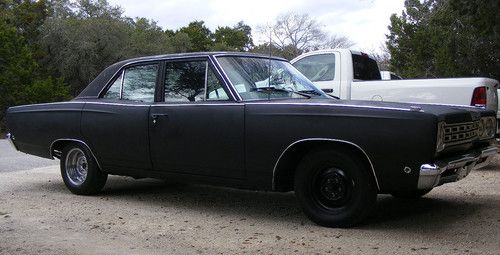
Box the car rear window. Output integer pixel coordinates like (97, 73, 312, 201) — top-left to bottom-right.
(352, 54, 381, 81)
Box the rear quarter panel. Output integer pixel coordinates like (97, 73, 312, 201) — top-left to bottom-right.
(6, 102, 84, 158)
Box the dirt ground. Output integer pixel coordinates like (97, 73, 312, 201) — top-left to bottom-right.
(0, 142, 499, 254)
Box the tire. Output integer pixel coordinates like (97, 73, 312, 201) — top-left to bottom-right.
(390, 189, 432, 199)
(294, 149, 377, 228)
(60, 143, 107, 195)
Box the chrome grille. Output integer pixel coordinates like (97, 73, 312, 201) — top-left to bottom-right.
(443, 121, 479, 146)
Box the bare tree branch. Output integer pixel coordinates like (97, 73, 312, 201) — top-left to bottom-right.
(258, 12, 354, 59)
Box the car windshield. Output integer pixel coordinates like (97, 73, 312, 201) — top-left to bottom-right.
(216, 56, 327, 101)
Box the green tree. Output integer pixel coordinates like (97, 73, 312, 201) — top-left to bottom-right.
(387, 0, 500, 79)
(127, 18, 171, 57)
(39, 0, 175, 95)
(1, 0, 51, 62)
(213, 21, 253, 51)
(74, 0, 122, 19)
(178, 21, 213, 52)
(166, 32, 192, 53)
(40, 16, 132, 94)
(0, 21, 70, 132)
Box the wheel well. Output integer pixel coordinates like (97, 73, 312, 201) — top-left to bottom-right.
(50, 139, 102, 170)
(272, 140, 379, 192)
(50, 140, 73, 159)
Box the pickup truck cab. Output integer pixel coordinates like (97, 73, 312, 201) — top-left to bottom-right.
(291, 49, 500, 131)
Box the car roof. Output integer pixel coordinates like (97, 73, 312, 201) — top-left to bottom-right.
(120, 52, 286, 63)
(77, 52, 287, 99)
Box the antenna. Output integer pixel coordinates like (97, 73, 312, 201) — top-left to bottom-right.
(268, 26, 272, 100)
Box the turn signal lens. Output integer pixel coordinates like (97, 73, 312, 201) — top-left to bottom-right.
(436, 121, 445, 152)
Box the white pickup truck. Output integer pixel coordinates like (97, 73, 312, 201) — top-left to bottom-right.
(291, 49, 500, 131)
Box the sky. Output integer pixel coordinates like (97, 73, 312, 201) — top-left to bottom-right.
(107, 0, 405, 53)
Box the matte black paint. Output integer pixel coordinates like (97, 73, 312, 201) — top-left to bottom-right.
(5, 52, 496, 193)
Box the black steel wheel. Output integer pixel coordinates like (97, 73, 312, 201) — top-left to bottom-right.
(294, 149, 377, 227)
(60, 143, 107, 195)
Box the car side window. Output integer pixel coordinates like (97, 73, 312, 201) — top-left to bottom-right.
(293, 54, 335, 82)
(102, 63, 159, 102)
(164, 60, 228, 102)
(103, 72, 122, 99)
(122, 64, 158, 102)
(206, 67, 229, 100)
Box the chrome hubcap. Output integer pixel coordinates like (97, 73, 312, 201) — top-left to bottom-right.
(65, 148, 88, 186)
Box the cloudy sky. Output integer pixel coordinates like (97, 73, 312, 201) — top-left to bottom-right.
(107, 0, 405, 52)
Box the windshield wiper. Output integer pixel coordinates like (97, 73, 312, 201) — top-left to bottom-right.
(251, 87, 311, 98)
(297, 90, 323, 96)
(298, 89, 339, 99)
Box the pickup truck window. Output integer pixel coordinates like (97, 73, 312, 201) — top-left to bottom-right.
(352, 54, 381, 81)
(292, 54, 335, 82)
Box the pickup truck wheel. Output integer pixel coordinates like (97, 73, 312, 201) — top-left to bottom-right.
(61, 144, 107, 195)
(390, 189, 432, 199)
(294, 149, 377, 228)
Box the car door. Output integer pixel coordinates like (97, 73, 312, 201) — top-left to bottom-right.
(81, 62, 159, 173)
(149, 58, 245, 179)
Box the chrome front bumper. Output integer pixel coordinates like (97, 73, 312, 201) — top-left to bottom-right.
(418, 146, 498, 189)
(5, 133, 19, 151)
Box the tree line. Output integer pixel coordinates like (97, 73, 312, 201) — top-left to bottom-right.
(387, 0, 499, 79)
(0, 0, 354, 132)
(1, 0, 499, 133)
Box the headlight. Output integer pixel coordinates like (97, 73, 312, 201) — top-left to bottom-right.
(479, 117, 496, 139)
(436, 121, 445, 152)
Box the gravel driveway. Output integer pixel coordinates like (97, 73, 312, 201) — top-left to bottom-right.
(0, 140, 499, 254)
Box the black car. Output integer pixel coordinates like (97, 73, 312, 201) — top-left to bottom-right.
(5, 52, 498, 227)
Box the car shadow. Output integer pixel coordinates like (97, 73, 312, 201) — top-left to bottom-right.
(363, 195, 485, 230)
(29, 176, 486, 230)
(98, 176, 305, 224)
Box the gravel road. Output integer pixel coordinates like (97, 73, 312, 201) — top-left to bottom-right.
(0, 140, 499, 254)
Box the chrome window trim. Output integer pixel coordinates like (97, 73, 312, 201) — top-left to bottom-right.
(119, 70, 125, 99)
(272, 138, 380, 191)
(212, 53, 286, 61)
(203, 61, 209, 100)
(207, 57, 238, 101)
(151, 103, 241, 107)
(97, 56, 211, 98)
(49, 139, 102, 171)
(11, 101, 241, 108)
(85, 102, 150, 107)
(10, 101, 410, 112)
(162, 57, 238, 103)
(9, 101, 86, 109)
(211, 56, 243, 101)
(246, 102, 412, 112)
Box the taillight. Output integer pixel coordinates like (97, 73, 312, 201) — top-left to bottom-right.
(471, 86, 487, 107)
